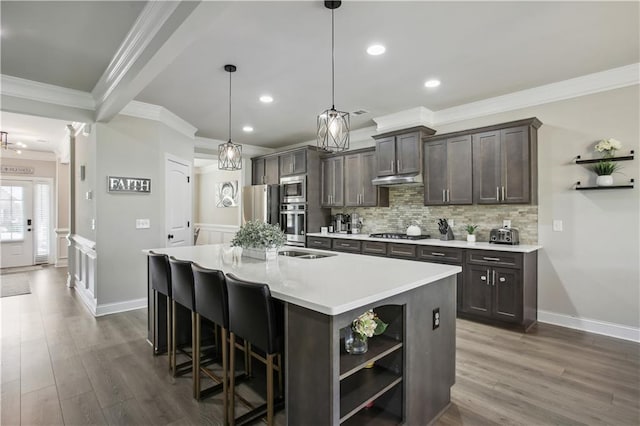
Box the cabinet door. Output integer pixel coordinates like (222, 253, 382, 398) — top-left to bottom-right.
(320, 159, 331, 206)
(252, 158, 265, 185)
(472, 130, 502, 204)
(423, 140, 447, 205)
(344, 154, 361, 206)
(396, 132, 420, 175)
(292, 149, 307, 175)
(501, 126, 530, 203)
(375, 137, 396, 176)
(492, 267, 522, 323)
(280, 154, 294, 176)
(332, 156, 344, 206)
(447, 135, 473, 204)
(264, 156, 280, 185)
(463, 264, 492, 317)
(360, 151, 378, 206)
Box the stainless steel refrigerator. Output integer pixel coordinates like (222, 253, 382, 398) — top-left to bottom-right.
(242, 184, 280, 225)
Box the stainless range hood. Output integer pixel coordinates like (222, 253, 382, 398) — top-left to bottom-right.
(372, 173, 423, 186)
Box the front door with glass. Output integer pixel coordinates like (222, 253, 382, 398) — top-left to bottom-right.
(0, 180, 34, 267)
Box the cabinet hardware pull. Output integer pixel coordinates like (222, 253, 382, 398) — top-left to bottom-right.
(487, 269, 491, 285)
(492, 270, 496, 286)
(499, 277, 506, 283)
(502, 186, 505, 201)
(483, 257, 501, 261)
(390, 160, 394, 172)
(496, 187, 500, 201)
(442, 189, 446, 203)
(447, 189, 450, 202)
(397, 160, 400, 172)
(431, 252, 446, 256)
(481, 275, 487, 281)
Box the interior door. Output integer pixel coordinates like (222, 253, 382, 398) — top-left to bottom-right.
(0, 180, 34, 267)
(165, 157, 191, 247)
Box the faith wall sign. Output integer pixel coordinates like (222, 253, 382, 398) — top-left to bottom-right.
(107, 176, 151, 193)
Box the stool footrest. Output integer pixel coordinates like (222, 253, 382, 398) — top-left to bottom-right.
(234, 398, 284, 426)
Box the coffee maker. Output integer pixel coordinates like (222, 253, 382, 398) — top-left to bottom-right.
(332, 213, 350, 233)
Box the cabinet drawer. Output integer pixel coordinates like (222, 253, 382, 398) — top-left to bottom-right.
(417, 246, 463, 263)
(362, 241, 388, 256)
(332, 239, 362, 253)
(307, 237, 332, 250)
(387, 243, 416, 259)
(466, 250, 522, 268)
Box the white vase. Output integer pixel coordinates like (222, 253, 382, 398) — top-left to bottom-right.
(466, 234, 476, 243)
(596, 175, 613, 186)
(243, 247, 279, 261)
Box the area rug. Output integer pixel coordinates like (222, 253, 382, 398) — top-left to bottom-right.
(0, 265, 43, 275)
(1, 273, 31, 297)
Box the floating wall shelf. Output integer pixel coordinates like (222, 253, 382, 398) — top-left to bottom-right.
(575, 150, 635, 164)
(575, 179, 635, 190)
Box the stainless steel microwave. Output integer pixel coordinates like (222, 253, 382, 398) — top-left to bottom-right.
(280, 175, 306, 203)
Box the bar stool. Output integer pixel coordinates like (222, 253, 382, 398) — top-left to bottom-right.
(148, 251, 172, 368)
(192, 263, 229, 420)
(226, 273, 284, 426)
(168, 256, 197, 381)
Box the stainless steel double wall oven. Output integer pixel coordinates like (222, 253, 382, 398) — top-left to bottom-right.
(280, 175, 307, 246)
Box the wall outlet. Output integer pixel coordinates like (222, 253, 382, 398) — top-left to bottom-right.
(136, 219, 151, 229)
(91, 218, 96, 230)
(553, 219, 563, 232)
(432, 308, 440, 330)
(503, 219, 511, 228)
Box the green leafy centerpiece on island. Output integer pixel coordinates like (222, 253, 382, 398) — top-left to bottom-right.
(345, 310, 388, 355)
(230, 221, 286, 261)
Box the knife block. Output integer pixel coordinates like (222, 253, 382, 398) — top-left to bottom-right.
(440, 228, 455, 241)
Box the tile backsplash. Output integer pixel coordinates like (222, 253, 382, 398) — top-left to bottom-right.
(332, 186, 538, 244)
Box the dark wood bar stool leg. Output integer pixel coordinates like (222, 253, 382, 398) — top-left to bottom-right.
(229, 332, 236, 425)
(267, 353, 274, 425)
(171, 300, 177, 376)
(192, 311, 199, 399)
(222, 327, 228, 426)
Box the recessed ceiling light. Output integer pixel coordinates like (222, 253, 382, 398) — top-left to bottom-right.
(367, 44, 386, 56)
(17, 142, 27, 148)
(259, 95, 273, 103)
(243, 126, 254, 132)
(424, 79, 441, 88)
(16, 150, 22, 154)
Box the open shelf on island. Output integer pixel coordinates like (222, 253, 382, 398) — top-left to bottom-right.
(340, 335, 403, 380)
(340, 366, 402, 423)
(575, 179, 635, 190)
(341, 405, 402, 426)
(575, 151, 634, 164)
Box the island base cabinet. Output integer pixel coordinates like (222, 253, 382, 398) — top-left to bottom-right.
(285, 275, 456, 425)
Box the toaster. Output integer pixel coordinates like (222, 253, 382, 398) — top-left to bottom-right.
(489, 227, 520, 245)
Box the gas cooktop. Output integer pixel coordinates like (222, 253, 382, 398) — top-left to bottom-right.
(369, 233, 431, 240)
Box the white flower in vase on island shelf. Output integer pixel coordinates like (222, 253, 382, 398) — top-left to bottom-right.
(345, 310, 388, 355)
(595, 138, 622, 158)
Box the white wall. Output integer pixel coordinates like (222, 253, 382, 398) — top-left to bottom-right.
(194, 165, 242, 226)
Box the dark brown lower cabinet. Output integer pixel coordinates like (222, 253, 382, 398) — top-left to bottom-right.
(417, 246, 464, 311)
(461, 250, 536, 331)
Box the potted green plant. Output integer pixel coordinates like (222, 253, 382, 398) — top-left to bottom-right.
(465, 225, 478, 243)
(230, 221, 286, 260)
(593, 160, 620, 187)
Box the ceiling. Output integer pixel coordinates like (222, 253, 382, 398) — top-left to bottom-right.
(1, 1, 638, 152)
(0, 111, 70, 156)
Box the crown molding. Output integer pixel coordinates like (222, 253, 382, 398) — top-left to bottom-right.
(373, 106, 435, 132)
(120, 100, 197, 139)
(0, 75, 94, 110)
(194, 136, 275, 157)
(433, 63, 640, 125)
(91, 1, 181, 107)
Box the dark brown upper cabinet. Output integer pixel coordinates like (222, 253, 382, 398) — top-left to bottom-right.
(373, 126, 436, 177)
(321, 156, 344, 207)
(424, 135, 473, 205)
(473, 123, 539, 204)
(280, 149, 307, 176)
(251, 155, 279, 185)
(344, 150, 389, 207)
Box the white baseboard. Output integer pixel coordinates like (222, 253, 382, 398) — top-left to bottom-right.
(55, 259, 68, 268)
(538, 310, 640, 342)
(72, 283, 97, 317)
(95, 298, 147, 317)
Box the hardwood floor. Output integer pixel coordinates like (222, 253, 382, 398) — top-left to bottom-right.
(1, 266, 638, 425)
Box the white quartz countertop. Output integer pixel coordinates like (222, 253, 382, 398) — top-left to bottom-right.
(306, 232, 542, 253)
(145, 244, 460, 316)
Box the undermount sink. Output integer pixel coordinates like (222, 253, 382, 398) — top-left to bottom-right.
(279, 250, 335, 259)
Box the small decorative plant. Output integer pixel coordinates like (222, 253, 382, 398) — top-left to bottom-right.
(595, 138, 622, 158)
(352, 310, 388, 340)
(465, 225, 478, 235)
(592, 160, 619, 176)
(230, 221, 286, 249)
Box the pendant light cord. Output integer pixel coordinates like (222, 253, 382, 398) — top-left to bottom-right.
(228, 69, 232, 142)
(331, 8, 335, 110)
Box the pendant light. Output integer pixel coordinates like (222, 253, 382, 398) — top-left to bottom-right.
(218, 64, 242, 170)
(317, 0, 349, 153)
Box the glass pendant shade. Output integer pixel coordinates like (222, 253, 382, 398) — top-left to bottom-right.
(317, 108, 350, 152)
(218, 140, 242, 171)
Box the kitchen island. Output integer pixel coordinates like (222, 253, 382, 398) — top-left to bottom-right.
(146, 244, 461, 425)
